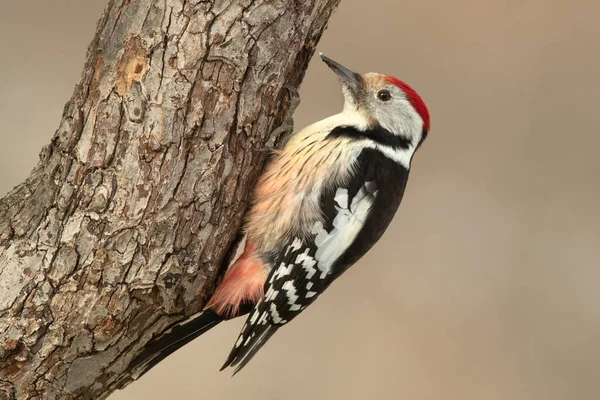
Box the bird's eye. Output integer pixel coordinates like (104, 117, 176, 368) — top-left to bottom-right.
(377, 90, 392, 102)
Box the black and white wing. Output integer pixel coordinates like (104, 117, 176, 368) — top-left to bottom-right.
(221, 148, 410, 374)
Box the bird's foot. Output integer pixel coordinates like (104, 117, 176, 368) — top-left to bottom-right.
(253, 85, 301, 153)
(270, 85, 301, 140)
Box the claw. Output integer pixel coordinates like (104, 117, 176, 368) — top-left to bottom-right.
(261, 85, 301, 152)
(280, 84, 301, 114)
(283, 84, 300, 99)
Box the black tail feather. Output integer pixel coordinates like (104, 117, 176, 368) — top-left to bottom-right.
(131, 309, 223, 379)
(220, 324, 277, 375)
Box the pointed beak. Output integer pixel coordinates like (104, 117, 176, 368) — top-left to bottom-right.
(320, 53, 363, 93)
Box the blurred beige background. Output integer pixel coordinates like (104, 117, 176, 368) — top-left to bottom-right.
(1, 1, 599, 399)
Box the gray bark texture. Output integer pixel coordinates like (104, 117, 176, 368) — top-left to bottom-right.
(0, 0, 341, 398)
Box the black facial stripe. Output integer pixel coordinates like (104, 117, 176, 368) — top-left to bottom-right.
(327, 125, 411, 150)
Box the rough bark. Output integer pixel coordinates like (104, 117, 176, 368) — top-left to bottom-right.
(0, 0, 341, 398)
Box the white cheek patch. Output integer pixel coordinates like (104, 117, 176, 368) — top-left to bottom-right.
(373, 97, 423, 169)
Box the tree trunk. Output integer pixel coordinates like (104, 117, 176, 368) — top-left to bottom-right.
(0, 0, 340, 398)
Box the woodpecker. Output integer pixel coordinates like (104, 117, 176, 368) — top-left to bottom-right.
(131, 53, 430, 377)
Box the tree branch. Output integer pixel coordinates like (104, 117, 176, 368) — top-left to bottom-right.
(0, 0, 341, 398)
